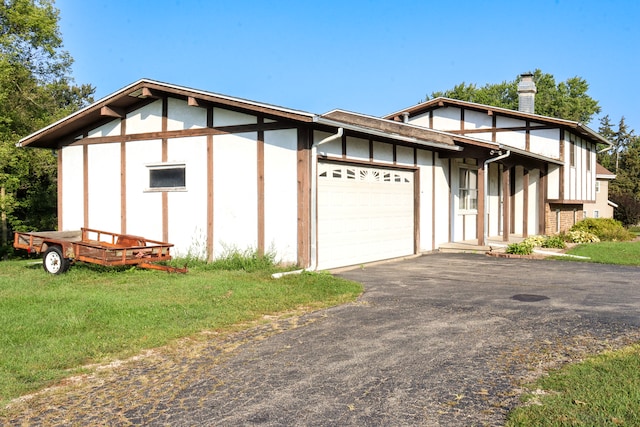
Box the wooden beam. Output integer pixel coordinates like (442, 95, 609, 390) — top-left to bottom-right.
(141, 87, 158, 98)
(188, 96, 203, 107)
(100, 105, 124, 118)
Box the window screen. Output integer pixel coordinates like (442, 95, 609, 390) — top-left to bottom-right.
(148, 164, 186, 190)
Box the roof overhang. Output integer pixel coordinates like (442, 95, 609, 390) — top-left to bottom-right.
(316, 110, 462, 152)
(18, 79, 316, 149)
(385, 97, 613, 148)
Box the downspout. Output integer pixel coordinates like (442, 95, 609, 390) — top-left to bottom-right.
(272, 127, 344, 279)
(483, 150, 511, 244)
(309, 127, 344, 271)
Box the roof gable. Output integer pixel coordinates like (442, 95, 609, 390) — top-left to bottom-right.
(385, 97, 611, 147)
(19, 79, 315, 148)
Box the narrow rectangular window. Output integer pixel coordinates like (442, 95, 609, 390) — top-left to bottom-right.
(570, 142, 576, 167)
(595, 180, 601, 193)
(594, 210, 600, 218)
(147, 163, 186, 191)
(458, 167, 478, 211)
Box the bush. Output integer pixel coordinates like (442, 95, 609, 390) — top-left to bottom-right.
(570, 218, 634, 242)
(541, 235, 566, 249)
(505, 241, 533, 255)
(567, 230, 600, 244)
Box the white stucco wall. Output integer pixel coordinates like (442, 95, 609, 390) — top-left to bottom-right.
(464, 110, 492, 129)
(60, 145, 84, 231)
(167, 98, 206, 131)
(125, 139, 163, 241)
(432, 107, 460, 130)
(87, 143, 121, 233)
(264, 129, 298, 264)
(213, 107, 257, 126)
(433, 155, 450, 247)
(530, 128, 560, 159)
(87, 119, 121, 138)
(213, 132, 258, 257)
(126, 100, 162, 134)
(372, 141, 393, 164)
(166, 136, 208, 258)
(345, 136, 369, 161)
(417, 150, 433, 251)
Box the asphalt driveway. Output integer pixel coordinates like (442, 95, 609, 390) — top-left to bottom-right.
(5, 253, 640, 426)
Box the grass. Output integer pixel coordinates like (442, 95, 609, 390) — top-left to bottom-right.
(507, 240, 640, 424)
(507, 344, 640, 426)
(560, 240, 640, 266)
(0, 259, 362, 406)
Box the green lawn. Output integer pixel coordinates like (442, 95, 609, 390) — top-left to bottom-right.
(0, 260, 362, 405)
(562, 240, 640, 266)
(507, 240, 640, 425)
(507, 344, 640, 426)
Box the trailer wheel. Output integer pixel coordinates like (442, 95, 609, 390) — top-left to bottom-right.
(43, 246, 70, 274)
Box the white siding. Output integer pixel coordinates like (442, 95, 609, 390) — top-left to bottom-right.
(264, 129, 298, 264)
(126, 100, 162, 134)
(213, 108, 257, 126)
(61, 145, 84, 231)
(167, 98, 206, 131)
(372, 141, 393, 164)
(530, 128, 560, 159)
(396, 146, 414, 166)
(213, 132, 258, 256)
(125, 139, 163, 241)
(87, 143, 121, 232)
(527, 169, 540, 236)
(167, 136, 208, 258)
(345, 136, 369, 161)
(315, 131, 342, 157)
(487, 163, 501, 237)
(547, 164, 560, 199)
(432, 107, 460, 130)
(87, 119, 121, 138)
(417, 150, 433, 251)
(433, 155, 450, 247)
(464, 110, 492, 129)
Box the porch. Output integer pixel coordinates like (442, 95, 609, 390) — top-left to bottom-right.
(437, 235, 526, 254)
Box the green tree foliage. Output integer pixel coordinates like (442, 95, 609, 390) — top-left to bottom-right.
(0, 0, 94, 254)
(597, 116, 640, 225)
(428, 69, 601, 124)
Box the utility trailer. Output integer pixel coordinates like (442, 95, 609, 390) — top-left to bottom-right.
(13, 228, 187, 274)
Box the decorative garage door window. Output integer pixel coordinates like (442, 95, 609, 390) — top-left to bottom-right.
(318, 163, 412, 184)
(146, 163, 186, 191)
(317, 162, 415, 270)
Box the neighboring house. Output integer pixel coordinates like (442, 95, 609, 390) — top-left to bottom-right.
(583, 163, 617, 218)
(18, 75, 611, 270)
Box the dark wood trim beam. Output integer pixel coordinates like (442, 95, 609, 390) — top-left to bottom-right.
(100, 105, 125, 118)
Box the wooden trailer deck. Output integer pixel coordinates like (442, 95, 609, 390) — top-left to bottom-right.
(14, 228, 187, 274)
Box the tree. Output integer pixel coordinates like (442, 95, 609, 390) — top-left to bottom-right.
(0, 0, 94, 256)
(428, 69, 601, 124)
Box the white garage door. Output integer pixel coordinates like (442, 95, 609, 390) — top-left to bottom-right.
(317, 162, 415, 270)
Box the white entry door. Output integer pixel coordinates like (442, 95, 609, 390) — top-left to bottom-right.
(317, 162, 415, 270)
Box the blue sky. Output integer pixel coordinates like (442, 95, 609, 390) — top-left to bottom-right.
(55, 0, 640, 134)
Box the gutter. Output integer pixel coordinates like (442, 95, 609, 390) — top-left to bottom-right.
(308, 127, 344, 272)
(483, 150, 511, 244)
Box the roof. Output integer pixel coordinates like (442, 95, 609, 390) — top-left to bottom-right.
(384, 97, 612, 148)
(18, 79, 316, 148)
(317, 109, 461, 151)
(596, 163, 616, 180)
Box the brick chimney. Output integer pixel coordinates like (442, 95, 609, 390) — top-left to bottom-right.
(517, 73, 536, 114)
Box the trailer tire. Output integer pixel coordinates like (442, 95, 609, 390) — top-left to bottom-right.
(43, 246, 70, 275)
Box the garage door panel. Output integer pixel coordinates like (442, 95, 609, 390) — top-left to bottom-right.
(318, 163, 414, 269)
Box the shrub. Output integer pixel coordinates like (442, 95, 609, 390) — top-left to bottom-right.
(570, 218, 634, 242)
(567, 230, 600, 244)
(505, 241, 533, 255)
(522, 235, 546, 247)
(541, 235, 566, 249)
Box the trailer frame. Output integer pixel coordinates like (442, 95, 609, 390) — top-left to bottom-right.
(13, 228, 187, 274)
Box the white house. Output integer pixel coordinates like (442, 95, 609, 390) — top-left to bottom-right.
(18, 76, 611, 270)
(583, 163, 617, 219)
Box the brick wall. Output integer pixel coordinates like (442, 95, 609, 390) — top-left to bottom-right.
(545, 203, 584, 235)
